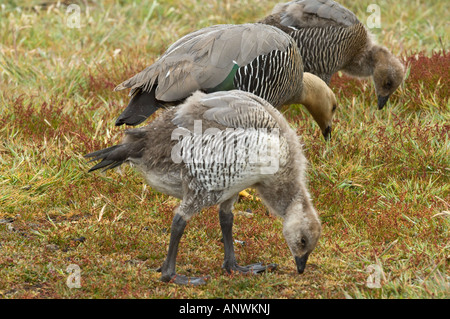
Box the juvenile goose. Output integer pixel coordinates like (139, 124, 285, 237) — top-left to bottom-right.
(86, 90, 322, 285)
(114, 23, 337, 140)
(259, 0, 405, 109)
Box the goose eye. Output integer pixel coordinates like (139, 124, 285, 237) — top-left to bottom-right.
(301, 237, 307, 247)
(384, 81, 392, 90)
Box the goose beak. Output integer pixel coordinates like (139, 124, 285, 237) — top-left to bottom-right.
(322, 126, 331, 141)
(295, 254, 309, 274)
(377, 94, 390, 110)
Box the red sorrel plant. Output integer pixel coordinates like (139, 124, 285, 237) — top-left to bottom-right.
(403, 50, 449, 108)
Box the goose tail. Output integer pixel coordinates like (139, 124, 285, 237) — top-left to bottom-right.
(85, 129, 147, 172)
(115, 87, 163, 126)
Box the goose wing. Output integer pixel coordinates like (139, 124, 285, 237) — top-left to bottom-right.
(273, 0, 359, 28)
(114, 24, 292, 102)
(172, 91, 287, 192)
(172, 90, 281, 131)
(200, 91, 281, 130)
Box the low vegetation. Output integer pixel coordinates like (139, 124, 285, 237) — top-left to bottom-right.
(0, 0, 448, 298)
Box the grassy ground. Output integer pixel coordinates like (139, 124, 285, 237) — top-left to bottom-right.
(0, 0, 448, 299)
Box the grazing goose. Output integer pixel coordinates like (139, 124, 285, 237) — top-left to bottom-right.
(114, 23, 337, 140)
(259, 0, 405, 109)
(86, 90, 322, 285)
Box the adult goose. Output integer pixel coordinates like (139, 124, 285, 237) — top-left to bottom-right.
(260, 0, 405, 109)
(114, 23, 337, 140)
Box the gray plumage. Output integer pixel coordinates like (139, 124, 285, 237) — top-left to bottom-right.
(86, 90, 322, 285)
(112, 23, 338, 141)
(114, 23, 303, 126)
(275, 0, 358, 28)
(260, 0, 405, 109)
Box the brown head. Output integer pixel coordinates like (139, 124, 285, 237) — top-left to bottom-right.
(371, 46, 405, 109)
(297, 72, 338, 140)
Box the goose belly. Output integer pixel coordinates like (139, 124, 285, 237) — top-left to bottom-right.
(141, 168, 183, 199)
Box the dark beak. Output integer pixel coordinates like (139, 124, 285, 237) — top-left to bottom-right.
(295, 254, 309, 274)
(322, 126, 331, 141)
(377, 94, 390, 110)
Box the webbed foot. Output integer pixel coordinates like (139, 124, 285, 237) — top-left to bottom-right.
(160, 273, 210, 286)
(223, 262, 277, 275)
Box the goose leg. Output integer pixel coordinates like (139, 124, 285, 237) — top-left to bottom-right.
(159, 212, 208, 285)
(219, 198, 276, 274)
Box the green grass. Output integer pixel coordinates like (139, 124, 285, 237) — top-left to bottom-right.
(0, 0, 449, 299)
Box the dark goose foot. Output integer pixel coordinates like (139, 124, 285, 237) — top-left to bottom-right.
(161, 273, 210, 286)
(224, 262, 277, 275)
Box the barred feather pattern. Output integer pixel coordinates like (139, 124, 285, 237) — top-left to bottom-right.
(288, 23, 368, 84)
(233, 42, 303, 108)
(176, 127, 288, 194)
